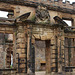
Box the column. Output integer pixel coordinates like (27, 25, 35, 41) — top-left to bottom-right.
(57, 28, 65, 73)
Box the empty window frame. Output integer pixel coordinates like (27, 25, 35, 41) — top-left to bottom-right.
(62, 18, 73, 26)
(0, 10, 14, 19)
(0, 33, 13, 68)
(0, 11, 8, 18)
(63, 20, 72, 26)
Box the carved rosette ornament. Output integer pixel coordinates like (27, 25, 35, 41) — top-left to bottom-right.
(35, 5, 50, 24)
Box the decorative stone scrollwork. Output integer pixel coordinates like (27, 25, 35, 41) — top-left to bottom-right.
(15, 12, 31, 22)
(35, 5, 50, 24)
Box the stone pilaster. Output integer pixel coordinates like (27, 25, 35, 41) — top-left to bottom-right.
(45, 40, 51, 74)
(16, 22, 27, 74)
(51, 36, 58, 72)
(57, 28, 65, 73)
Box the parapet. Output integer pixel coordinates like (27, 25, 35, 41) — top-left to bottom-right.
(0, 0, 75, 11)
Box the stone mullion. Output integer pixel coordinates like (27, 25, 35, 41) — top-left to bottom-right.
(16, 23, 26, 73)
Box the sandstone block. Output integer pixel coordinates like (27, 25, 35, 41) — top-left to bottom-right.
(17, 44, 25, 49)
(51, 46, 56, 50)
(19, 54, 26, 58)
(6, 27, 10, 30)
(52, 59, 56, 63)
(52, 63, 56, 67)
(52, 50, 56, 53)
(46, 34, 53, 39)
(17, 38, 25, 43)
(20, 64, 25, 68)
(61, 46, 64, 49)
(21, 49, 25, 54)
(52, 55, 56, 58)
(17, 33, 24, 38)
(33, 34, 40, 39)
(41, 35, 47, 40)
(9, 28, 13, 31)
(16, 49, 21, 53)
(51, 40, 55, 44)
(0, 28, 5, 30)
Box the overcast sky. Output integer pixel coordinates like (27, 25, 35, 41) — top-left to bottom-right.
(0, 0, 74, 26)
(63, 0, 75, 3)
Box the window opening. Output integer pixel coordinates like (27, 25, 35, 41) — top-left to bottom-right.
(0, 33, 13, 68)
(5, 34, 13, 68)
(63, 20, 72, 26)
(0, 11, 8, 18)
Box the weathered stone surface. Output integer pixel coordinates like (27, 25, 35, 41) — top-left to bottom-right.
(0, 45, 4, 68)
(35, 40, 46, 71)
(51, 46, 56, 50)
(33, 34, 40, 39)
(17, 33, 24, 38)
(41, 35, 47, 40)
(21, 49, 25, 54)
(17, 44, 25, 49)
(0, 0, 75, 75)
(20, 64, 25, 68)
(16, 49, 21, 53)
(51, 59, 56, 63)
(51, 55, 56, 58)
(17, 38, 25, 43)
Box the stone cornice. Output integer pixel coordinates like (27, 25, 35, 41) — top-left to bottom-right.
(0, 0, 75, 14)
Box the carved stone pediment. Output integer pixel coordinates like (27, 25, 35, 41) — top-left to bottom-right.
(15, 12, 31, 22)
(35, 5, 50, 24)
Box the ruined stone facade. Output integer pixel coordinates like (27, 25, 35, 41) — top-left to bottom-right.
(0, 0, 75, 75)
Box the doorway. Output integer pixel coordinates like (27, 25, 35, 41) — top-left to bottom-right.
(35, 40, 51, 75)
